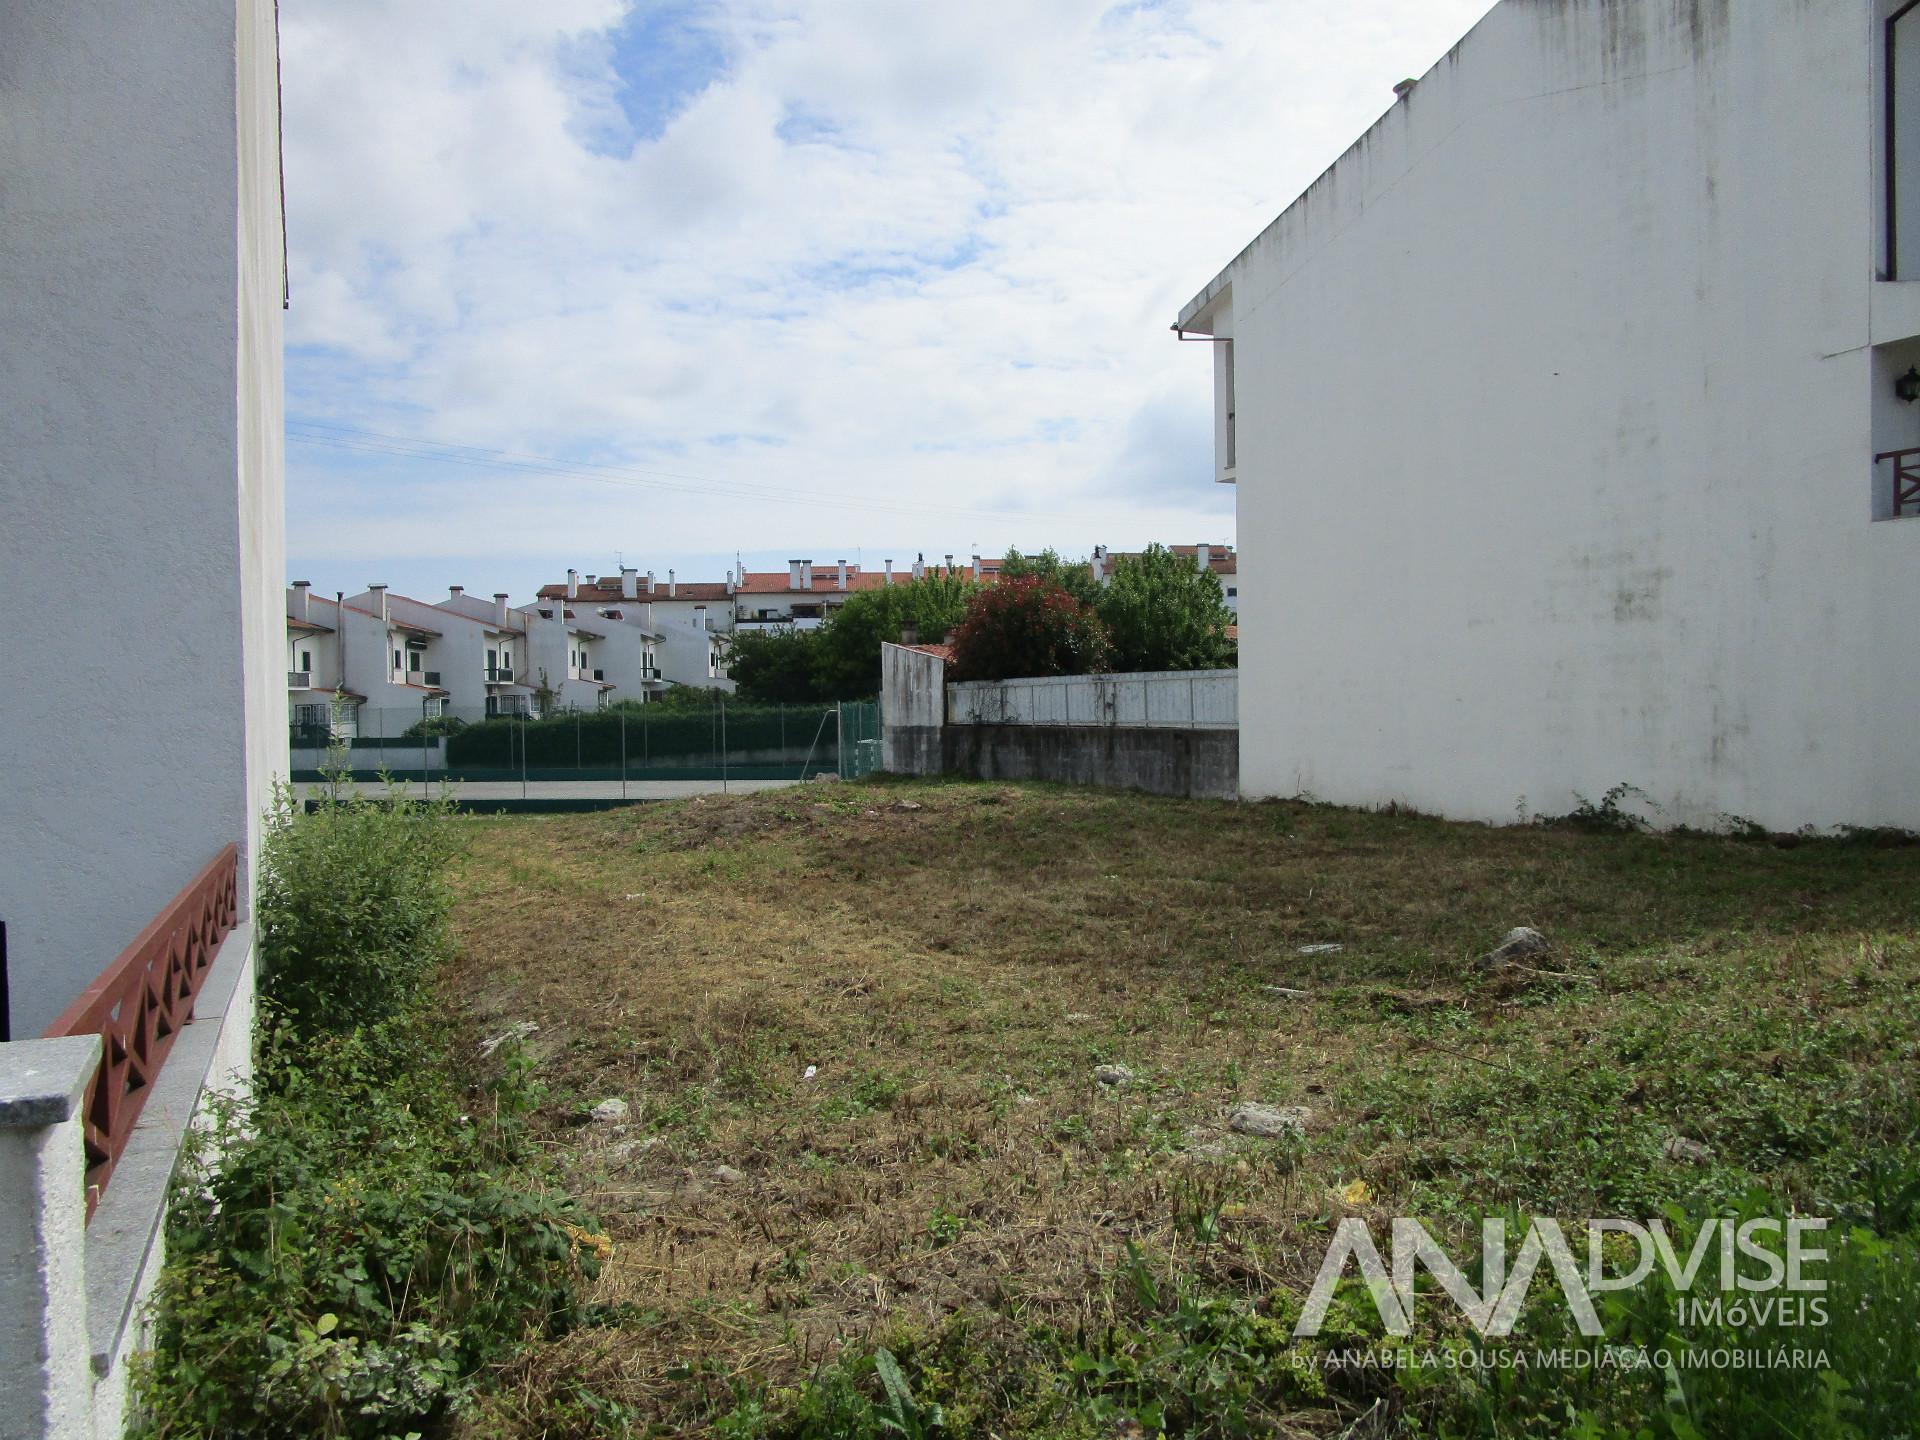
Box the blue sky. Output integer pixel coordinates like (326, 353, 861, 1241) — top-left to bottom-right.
(280, 0, 1492, 603)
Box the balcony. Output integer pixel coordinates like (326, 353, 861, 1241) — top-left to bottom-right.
(486, 665, 515, 683)
(423, 670, 442, 687)
(287, 670, 311, 689)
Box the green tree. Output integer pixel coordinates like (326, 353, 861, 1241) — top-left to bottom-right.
(1095, 543, 1234, 673)
(948, 575, 1110, 682)
(998, 547, 1102, 608)
(725, 627, 831, 704)
(810, 571, 977, 698)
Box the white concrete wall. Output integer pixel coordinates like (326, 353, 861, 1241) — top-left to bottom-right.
(948, 670, 1238, 730)
(657, 618, 736, 691)
(0, 0, 288, 1037)
(1180, 0, 1920, 832)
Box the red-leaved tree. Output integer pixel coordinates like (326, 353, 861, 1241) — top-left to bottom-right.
(948, 575, 1111, 682)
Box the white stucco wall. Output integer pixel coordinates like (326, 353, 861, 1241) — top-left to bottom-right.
(1180, 0, 1920, 831)
(0, 0, 288, 1036)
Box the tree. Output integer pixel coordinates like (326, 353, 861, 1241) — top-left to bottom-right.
(810, 571, 977, 698)
(726, 627, 832, 704)
(1095, 543, 1234, 673)
(998, 547, 1102, 608)
(948, 575, 1110, 682)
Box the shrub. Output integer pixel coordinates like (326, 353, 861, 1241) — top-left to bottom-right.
(401, 713, 466, 739)
(948, 575, 1110, 682)
(255, 780, 461, 1031)
(133, 1013, 598, 1439)
(1094, 543, 1234, 673)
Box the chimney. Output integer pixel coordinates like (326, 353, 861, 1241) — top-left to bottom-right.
(912, 552, 925, 581)
(1196, 544, 1210, 571)
(291, 580, 310, 621)
(788, 559, 803, 588)
(837, 559, 848, 590)
(494, 592, 509, 627)
(726, 566, 737, 596)
(448, 584, 463, 602)
(621, 566, 637, 600)
(944, 553, 954, 577)
(645, 570, 655, 595)
(971, 553, 981, 576)
(368, 583, 388, 621)
(900, 620, 919, 646)
(1090, 545, 1106, 583)
(801, 559, 815, 590)
(566, 568, 579, 599)
(668, 568, 677, 598)
(884, 559, 894, 586)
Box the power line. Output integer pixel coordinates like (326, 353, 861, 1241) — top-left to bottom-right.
(286, 419, 1105, 526)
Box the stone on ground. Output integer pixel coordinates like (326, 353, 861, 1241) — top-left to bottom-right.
(1227, 1101, 1311, 1139)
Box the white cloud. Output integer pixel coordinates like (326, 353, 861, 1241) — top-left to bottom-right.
(281, 0, 1493, 598)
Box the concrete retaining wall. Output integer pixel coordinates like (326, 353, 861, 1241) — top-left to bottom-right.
(948, 669, 1236, 729)
(942, 723, 1238, 801)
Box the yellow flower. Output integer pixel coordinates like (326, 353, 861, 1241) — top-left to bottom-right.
(1338, 1179, 1372, 1207)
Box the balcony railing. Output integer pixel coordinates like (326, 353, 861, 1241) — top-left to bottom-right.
(1878, 447, 1920, 517)
(43, 844, 239, 1218)
(486, 665, 515, 683)
(287, 670, 311, 688)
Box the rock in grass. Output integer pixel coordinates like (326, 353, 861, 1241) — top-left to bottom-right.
(1094, 1064, 1134, 1087)
(1297, 942, 1344, 955)
(713, 1164, 747, 1184)
(1476, 926, 1550, 972)
(1262, 985, 1312, 1000)
(1664, 1134, 1713, 1165)
(478, 1020, 538, 1057)
(590, 1097, 630, 1124)
(1228, 1102, 1311, 1139)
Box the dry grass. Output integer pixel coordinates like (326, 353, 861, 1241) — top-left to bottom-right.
(443, 778, 1920, 1437)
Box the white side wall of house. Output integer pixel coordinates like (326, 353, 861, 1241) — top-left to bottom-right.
(0, 0, 287, 1037)
(657, 618, 736, 692)
(1181, 0, 1920, 832)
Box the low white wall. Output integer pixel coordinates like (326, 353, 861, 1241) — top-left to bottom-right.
(947, 669, 1237, 729)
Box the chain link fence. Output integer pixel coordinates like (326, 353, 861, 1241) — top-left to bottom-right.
(289, 697, 881, 790)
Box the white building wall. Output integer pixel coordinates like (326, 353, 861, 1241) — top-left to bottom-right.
(1181, 0, 1920, 832)
(0, 0, 287, 1037)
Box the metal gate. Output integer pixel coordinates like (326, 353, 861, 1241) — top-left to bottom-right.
(837, 701, 880, 779)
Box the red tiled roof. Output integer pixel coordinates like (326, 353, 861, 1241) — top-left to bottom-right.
(899, 643, 955, 662)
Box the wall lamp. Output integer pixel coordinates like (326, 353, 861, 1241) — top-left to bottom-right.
(1898, 366, 1920, 403)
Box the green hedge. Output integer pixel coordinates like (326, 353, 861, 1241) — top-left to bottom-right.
(444, 705, 838, 768)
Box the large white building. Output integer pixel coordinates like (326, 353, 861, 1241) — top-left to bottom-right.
(0, 2, 287, 1430)
(1175, 0, 1920, 832)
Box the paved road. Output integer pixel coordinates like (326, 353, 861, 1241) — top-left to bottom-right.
(302, 777, 805, 803)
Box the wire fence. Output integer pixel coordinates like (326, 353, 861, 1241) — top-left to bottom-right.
(289, 698, 881, 790)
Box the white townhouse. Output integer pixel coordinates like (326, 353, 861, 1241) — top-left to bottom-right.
(1, 1, 287, 1431)
(1174, 0, 1920, 832)
(436, 587, 537, 718)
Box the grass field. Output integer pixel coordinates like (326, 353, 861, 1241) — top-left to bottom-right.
(445, 778, 1920, 1439)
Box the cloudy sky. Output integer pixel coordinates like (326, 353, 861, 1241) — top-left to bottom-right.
(281, 0, 1491, 601)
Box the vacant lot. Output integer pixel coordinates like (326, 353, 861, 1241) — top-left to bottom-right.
(447, 779, 1920, 1439)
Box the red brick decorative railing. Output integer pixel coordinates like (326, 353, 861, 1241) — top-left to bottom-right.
(43, 844, 239, 1218)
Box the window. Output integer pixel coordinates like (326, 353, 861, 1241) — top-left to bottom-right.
(408, 651, 421, 673)
(1226, 587, 1237, 598)
(300, 649, 312, 670)
(392, 647, 402, 671)
(1891, 3, 1920, 276)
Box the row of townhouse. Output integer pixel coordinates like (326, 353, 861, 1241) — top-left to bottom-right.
(286, 578, 716, 738)
(539, 543, 1239, 634)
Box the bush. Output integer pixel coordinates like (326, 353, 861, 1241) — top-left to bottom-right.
(256, 780, 461, 1032)
(133, 1011, 598, 1439)
(135, 784, 600, 1438)
(401, 713, 466, 739)
(1094, 543, 1234, 673)
(948, 575, 1110, 682)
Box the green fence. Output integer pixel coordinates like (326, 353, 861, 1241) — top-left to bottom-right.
(289, 698, 866, 787)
